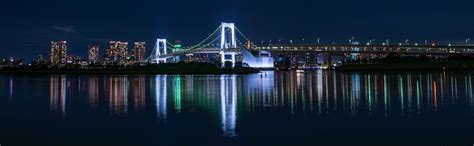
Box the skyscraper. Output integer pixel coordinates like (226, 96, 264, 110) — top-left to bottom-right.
(88, 45, 100, 64)
(132, 42, 146, 62)
(106, 41, 128, 64)
(50, 41, 67, 65)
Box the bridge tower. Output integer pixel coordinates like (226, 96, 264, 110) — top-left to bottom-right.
(154, 38, 168, 63)
(220, 22, 238, 68)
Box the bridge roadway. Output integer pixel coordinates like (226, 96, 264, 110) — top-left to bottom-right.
(159, 44, 474, 58)
(255, 44, 474, 54)
(158, 48, 241, 58)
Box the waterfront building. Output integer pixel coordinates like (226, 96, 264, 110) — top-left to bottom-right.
(88, 45, 100, 64)
(50, 41, 68, 65)
(106, 41, 129, 64)
(132, 42, 146, 62)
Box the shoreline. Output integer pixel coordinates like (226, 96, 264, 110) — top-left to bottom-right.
(0, 69, 260, 75)
(0, 68, 261, 75)
(0, 62, 261, 75)
(334, 63, 474, 72)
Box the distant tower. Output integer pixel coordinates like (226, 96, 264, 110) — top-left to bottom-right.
(133, 42, 146, 62)
(246, 40, 252, 49)
(50, 41, 68, 65)
(88, 45, 100, 64)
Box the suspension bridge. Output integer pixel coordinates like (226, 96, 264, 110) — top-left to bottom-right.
(148, 22, 474, 68)
(149, 22, 274, 68)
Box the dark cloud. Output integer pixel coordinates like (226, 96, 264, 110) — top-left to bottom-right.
(53, 26, 76, 33)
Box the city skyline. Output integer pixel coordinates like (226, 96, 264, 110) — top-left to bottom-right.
(2, 1, 474, 145)
(1, 0, 474, 60)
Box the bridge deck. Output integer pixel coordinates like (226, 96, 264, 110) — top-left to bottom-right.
(159, 44, 474, 58)
(255, 44, 474, 54)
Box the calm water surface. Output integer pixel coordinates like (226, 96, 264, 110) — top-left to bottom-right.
(1, 71, 473, 145)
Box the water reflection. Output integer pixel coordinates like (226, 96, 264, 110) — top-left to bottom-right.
(87, 77, 99, 108)
(50, 76, 67, 116)
(107, 76, 129, 115)
(220, 75, 237, 137)
(132, 76, 146, 112)
(9, 77, 13, 99)
(4, 71, 473, 139)
(155, 75, 167, 119)
(173, 76, 182, 113)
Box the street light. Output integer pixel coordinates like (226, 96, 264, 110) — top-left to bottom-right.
(467, 39, 470, 45)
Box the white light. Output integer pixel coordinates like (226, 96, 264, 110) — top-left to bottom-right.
(220, 22, 237, 49)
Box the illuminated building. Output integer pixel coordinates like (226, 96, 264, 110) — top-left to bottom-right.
(173, 40, 182, 53)
(132, 42, 146, 62)
(88, 45, 100, 64)
(66, 54, 82, 64)
(50, 41, 68, 65)
(34, 54, 45, 64)
(106, 41, 129, 64)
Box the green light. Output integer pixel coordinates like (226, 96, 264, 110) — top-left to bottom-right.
(174, 44, 182, 48)
(174, 76, 181, 112)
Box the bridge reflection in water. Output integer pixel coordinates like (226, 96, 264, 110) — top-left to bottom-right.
(40, 71, 474, 136)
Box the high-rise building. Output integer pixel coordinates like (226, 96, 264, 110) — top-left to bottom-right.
(50, 41, 68, 65)
(106, 41, 128, 64)
(132, 42, 146, 62)
(88, 45, 100, 64)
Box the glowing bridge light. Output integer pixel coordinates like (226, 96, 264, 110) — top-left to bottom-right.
(152, 39, 168, 64)
(220, 22, 236, 49)
(219, 22, 238, 68)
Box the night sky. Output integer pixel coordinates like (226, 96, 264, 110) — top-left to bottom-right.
(1, 0, 473, 60)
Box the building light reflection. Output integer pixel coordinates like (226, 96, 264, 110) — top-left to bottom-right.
(132, 76, 146, 112)
(9, 77, 13, 99)
(107, 76, 129, 115)
(50, 76, 67, 116)
(87, 77, 99, 108)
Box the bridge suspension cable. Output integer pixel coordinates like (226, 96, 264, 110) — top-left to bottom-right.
(193, 34, 222, 50)
(148, 42, 158, 61)
(235, 27, 258, 49)
(167, 41, 175, 48)
(182, 24, 223, 50)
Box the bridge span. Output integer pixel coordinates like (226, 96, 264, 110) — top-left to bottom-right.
(255, 44, 474, 54)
